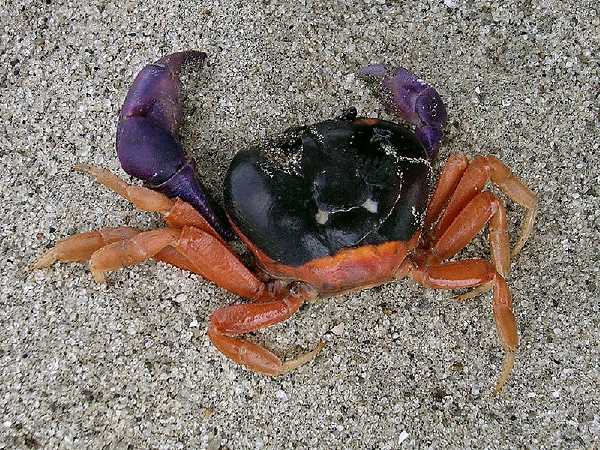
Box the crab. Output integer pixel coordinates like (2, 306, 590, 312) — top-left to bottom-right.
(34, 51, 537, 393)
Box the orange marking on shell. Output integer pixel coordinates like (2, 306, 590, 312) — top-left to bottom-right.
(233, 222, 419, 295)
(353, 118, 381, 126)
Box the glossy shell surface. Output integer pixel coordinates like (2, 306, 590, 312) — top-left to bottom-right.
(225, 116, 432, 266)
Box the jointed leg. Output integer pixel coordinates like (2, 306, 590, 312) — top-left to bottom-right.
(75, 164, 222, 239)
(486, 157, 538, 257)
(408, 259, 517, 393)
(35, 166, 325, 377)
(423, 154, 468, 236)
(429, 156, 537, 258)
(63, 226, 274, 301)
(172, 226, 273, 301)
(428, 191, 511, 277)
(410, 154, 532, 392)
(32, 227, 139, 269)
(74, 164, 175, 213)
(89, 228, 181, 283)
(33, 226, 193, 276)
(208, 283, 325, 376)
(34, 221, 272, 300)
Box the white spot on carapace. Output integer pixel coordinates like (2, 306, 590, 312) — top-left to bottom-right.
(362, 198, 379, 213)
(315, 209, 329, 224)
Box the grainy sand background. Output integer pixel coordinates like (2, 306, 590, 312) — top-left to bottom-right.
(2, 1, 599, 448)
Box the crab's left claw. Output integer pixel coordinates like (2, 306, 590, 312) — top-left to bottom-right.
(117, 51, 233, 239)
(359, 64, 448, 159)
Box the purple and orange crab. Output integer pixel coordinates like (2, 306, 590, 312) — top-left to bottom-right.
(34, 51, 537, 392)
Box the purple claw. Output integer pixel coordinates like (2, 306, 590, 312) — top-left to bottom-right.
(359, 64, 448, 159)
(116, 51, 233, 239)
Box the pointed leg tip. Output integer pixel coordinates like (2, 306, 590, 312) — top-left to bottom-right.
(31, 251, 57, 270)
(73, 163, 102, 176)
(73, 164, 104, 180)
(511, 242, 525, 259)
(452, 282, 493, 301)
(279, 340, 327, 375)
(313, 340, 327, 357)
(91, 269, 107, 284)
(73, 163, 90, 171)
(307, 339, 327, 362)
(493, 350, 516, 395)
(452, 292, 472, 302)
(493, 381, 507, 396)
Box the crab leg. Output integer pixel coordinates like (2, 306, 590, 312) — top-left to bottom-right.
(74, 164, 223, 240)
(208, 283, 325, 376)
(428, 191, 510, 277)
(32, 226, 201, 275)
(423, 154, 469, 235)
(74, 164, 174, 212)
(429, 156, 538, 258)
(87, 226, 272, 300)
(409, 259, 517, 393)
(32, 227, 140, 269)
(172, 226, 272, 300)
(34, 166, 228, 272)
(34, 227, 199, 277)
(88, 228, 180, 283)
(35, 219, 273, 301)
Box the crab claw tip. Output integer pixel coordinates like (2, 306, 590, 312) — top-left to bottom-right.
(358, 63, 389, 80)
(359, 62, 447, 159)
(155, 50, 208, 73)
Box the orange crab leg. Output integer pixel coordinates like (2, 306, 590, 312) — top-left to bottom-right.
(429, 156, 537, 257)
(37, 222, 272, 301)
(431, 156, 490, 239)
(428, 191, 510, 277)
(423, 154, 468, 234)
(34, 227, 199, 275)
(89, 226, 271, 300)
(208, 330, 325, 376)
(75, 164, 175, 213)
(409, 258, 495, 289)
(172, 226, 271, 301)
(32, 227, 140, 269)
(488, 195, 510, 277)
(486, 157, 538, 257)
(164, 199, 224, 241)
(89, 228, 181, 283)
(208, 283, 324, 376)
(75, 164, 222, 240)
(409, 259, 517, 393)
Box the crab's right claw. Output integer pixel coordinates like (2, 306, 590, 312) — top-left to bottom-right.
(117, 51, 233, 240)
(359, 64, 448, 160)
